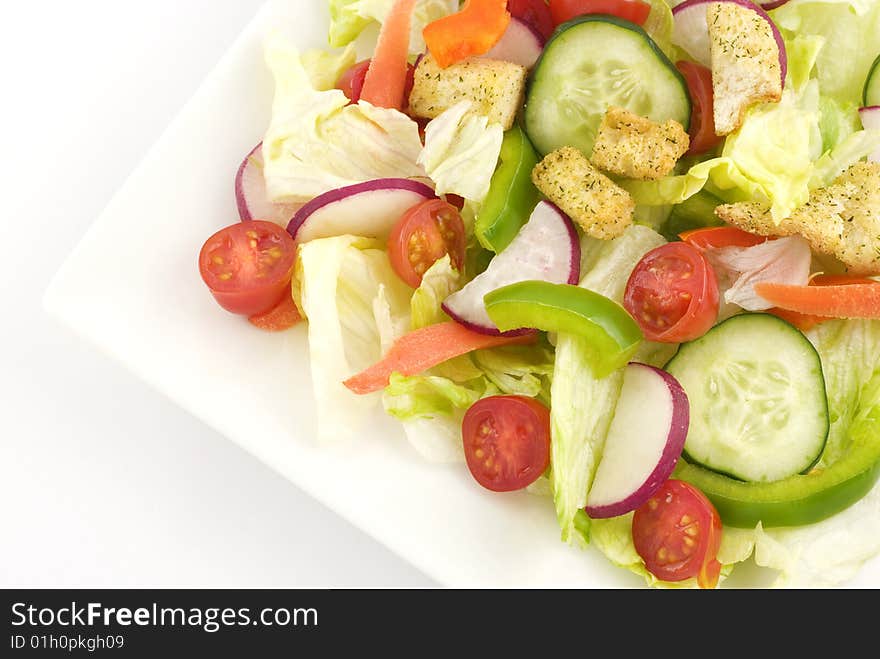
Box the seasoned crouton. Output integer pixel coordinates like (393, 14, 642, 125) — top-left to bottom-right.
(532, 146, 635, 240)
(708, 2, 782, 135)
(589, 107, 690, 180)
(716, 162, 880, 275)
(407, 54, 527, 130)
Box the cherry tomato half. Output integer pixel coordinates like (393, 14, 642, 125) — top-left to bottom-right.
(676, 61, 723, 155)
(680, 226, 767, 250)
(624, 242, 720, 343)
(462, 395, 551, 492)
(549, 0, 651, 26)
(388, 198, 466, 288)
(632, 479, 723, 589)
(508, 0, 556, 40)
(199, 220, 297, 316)
(336, 59, 415, 106)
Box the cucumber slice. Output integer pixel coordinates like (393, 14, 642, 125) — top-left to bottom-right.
(865, 53, 880, 106)
(524, 16, 691, 157)
(665, 314, 829, 483)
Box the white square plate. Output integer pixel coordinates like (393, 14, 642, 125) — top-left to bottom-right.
(44, 0, 880, 588)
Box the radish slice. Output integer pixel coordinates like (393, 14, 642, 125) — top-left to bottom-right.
(585, 363, 690, 519)
(759, 1, 790, 9)
(286, 178, 436, 243)
(482, 17, 544, 69)
(235, 143, 300, 225)
(441, 201, 580, 336)
(672, 0, 787, 87)
(860, 106, 880, 163)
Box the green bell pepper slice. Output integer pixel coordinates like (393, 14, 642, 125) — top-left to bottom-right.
(484, 281, 643, 378)
(675, 421, 880, 528)
(475, 126, 541, 253)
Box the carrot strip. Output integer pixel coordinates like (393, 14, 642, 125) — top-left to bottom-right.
(360, 0, 417, 110)
(755, 282, 880, 320)
(766, 308, 826, 332)
(248, 289, 302, 331)
(344, 321, 536, 394)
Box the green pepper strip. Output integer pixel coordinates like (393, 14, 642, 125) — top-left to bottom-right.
(475, 126, 541, 253)
(675, 430, 880, 529)
(484, 281, 643, 378)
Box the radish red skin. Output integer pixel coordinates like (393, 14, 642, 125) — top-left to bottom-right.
(235, 143, 300, 225)
(286, 178, 436, 242)
(585, 363, 690, 519)
(483, 17, 545, 68)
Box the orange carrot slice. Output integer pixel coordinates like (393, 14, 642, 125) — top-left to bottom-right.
(765, 276, 880, 329)
(360, 0, 417, 110)
(344, 321, 536, 394)
(423, 0, 510, 69)
(756, 282, 880, 320)
(248, 289, 302, 331)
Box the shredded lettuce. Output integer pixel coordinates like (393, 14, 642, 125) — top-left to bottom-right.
(623, 30, 880, 222)
(550, 226, 667, 544)
(771, 0, 880, 108)
(262, 34, 425, 203)
(300, 44, 357, 91)
(410, 256, 461, 330)
(418, 101, 504, 204)
(295, 235, 412, 442)
(327, 0, 458, 53)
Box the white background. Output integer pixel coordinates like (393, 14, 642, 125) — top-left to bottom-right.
(0, 0, 433, 587)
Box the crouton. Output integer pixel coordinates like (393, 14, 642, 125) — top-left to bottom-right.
(716, 162, 880, 275)
(589, 107, 690, 180)
(532, 146, 635, 240)
(708, 2, 783, 136)
(407, 54, 527, 130)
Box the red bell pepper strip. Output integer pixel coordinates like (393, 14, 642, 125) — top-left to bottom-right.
(423, 0, 511, 69)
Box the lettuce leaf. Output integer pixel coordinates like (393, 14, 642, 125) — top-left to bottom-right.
(771, 0, 880, 108)
(301, 44, 357, 91)
(328, 0, 372, 48)
(327, 0, 458, 53)
(410, 255, 460, 330)
(623, 31, 879, 222)
(262, 34, 425, 203)
(418, 101, 504, 204)
(550, 226, 667, 544)
(295, 235, 412, 442)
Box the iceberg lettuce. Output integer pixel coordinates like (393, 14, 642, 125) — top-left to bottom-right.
(295, 235, 412, 442)
(771, 0, 880, 108)
(550, 226, 667, 544)
(262, 34, 425, 203)
(301, 44, 357, 91)
(327, 0, 458, 53)
(623, 31, 880, 222)
(418, 101, 504, 204)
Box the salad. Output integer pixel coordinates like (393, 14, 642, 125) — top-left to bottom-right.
(197, 0, 880, 588)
